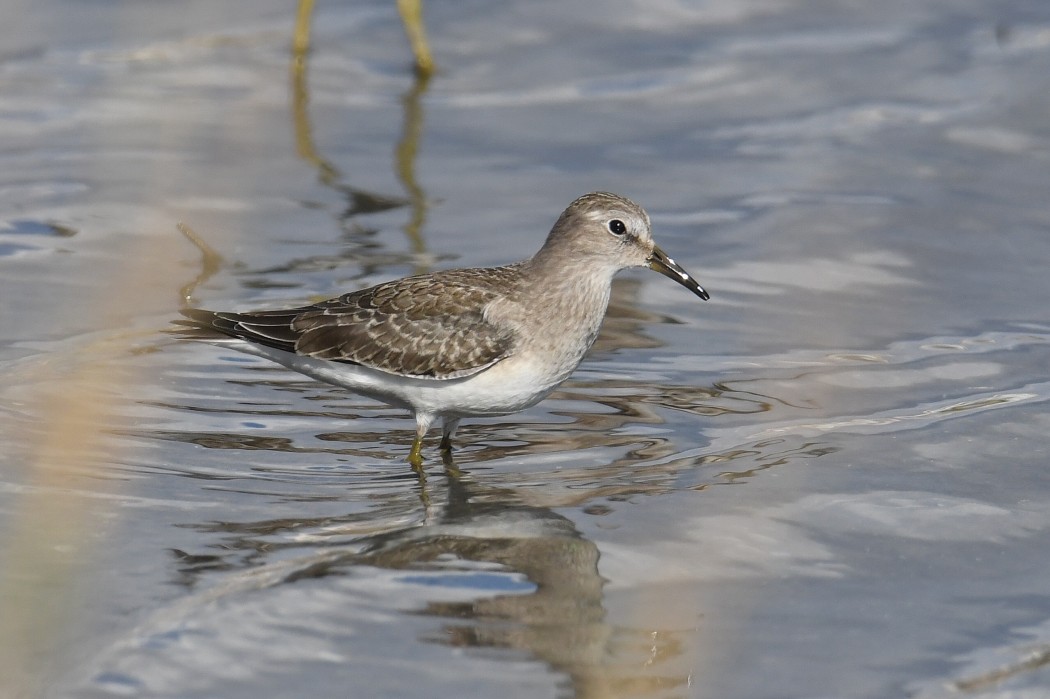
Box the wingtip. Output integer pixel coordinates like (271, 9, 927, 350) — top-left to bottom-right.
(173, 307, 236, 339)
(179, 307, 219, 322)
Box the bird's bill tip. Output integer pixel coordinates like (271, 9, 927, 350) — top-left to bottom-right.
(648, 245, 710, 300)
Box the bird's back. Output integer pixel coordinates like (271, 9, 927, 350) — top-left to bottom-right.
(178, 264, 530, 380)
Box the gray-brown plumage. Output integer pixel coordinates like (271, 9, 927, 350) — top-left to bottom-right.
(178, 192, 709, 468)
(183, 266, 522, 380)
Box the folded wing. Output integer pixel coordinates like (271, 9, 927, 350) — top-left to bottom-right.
(179, 267, 521, 380)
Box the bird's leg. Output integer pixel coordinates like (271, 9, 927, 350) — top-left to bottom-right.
(440, 447, 462, 479)
(408, 413, 434, 470)
(408, 435, 425, 471)
(439, 417, 461, 453)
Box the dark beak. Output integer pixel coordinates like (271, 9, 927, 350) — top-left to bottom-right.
(648, 245, 710, 300)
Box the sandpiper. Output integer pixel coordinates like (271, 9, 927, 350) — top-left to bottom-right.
(179, 192, 709, 468)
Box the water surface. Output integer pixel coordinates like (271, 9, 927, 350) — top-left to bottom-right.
(2, 1, 1050, 697)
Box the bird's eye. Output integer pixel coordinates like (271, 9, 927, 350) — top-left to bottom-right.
(608, 219, 627, 236)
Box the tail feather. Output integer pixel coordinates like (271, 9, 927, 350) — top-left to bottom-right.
(176, 307, 300, 354)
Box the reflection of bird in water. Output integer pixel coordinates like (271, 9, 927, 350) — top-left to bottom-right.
(178, 193, 709, 468)
(353, 463, 612, 690)
(175, 460, 615, 695)
(136, 458, 687, 698)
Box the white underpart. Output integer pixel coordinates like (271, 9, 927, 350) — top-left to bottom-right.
(205, 337, 572, 421)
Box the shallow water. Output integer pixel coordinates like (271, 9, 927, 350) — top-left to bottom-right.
(3, 1, 1050, 697)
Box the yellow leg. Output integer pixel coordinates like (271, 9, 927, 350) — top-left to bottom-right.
(408, 434, 425, 470)
(293, 0, 314, 58)
(396, 0, 435, 76)
(408, 413, 434, 471)
(440, 447, 461, 478)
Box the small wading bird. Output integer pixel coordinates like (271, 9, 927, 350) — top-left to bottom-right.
(179, 192, 709, 468)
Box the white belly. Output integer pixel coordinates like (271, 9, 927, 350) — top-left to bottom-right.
(219, 339, 577, 419)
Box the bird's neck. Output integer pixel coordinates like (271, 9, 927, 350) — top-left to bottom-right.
(514, 252, 615, 362)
